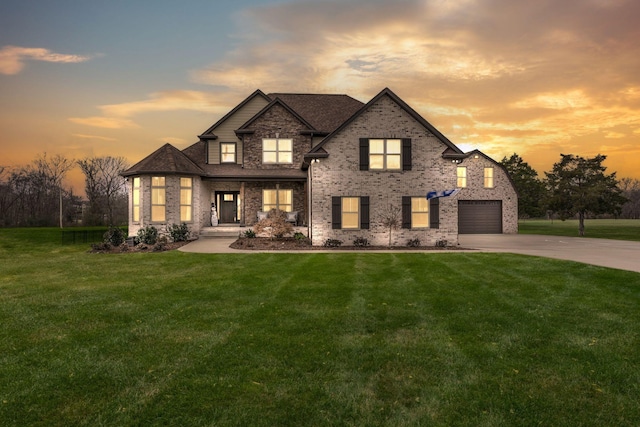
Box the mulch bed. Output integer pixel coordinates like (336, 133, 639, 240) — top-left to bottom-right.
(230, 237, 469, 251)
(88, 241, 191, 254)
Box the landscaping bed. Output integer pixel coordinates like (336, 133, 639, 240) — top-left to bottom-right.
(230, 237, 468, 250)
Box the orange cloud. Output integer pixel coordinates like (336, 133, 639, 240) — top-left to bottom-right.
(0, 45, 97, 75)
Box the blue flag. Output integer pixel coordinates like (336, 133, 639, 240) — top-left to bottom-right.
(426, 189, 460, 200)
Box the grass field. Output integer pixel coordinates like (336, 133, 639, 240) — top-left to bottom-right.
(1, 228, 639, 426)
(519, 218, 640, 241)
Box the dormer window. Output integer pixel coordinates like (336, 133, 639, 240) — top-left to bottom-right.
(263, 138, 293, 164)
(220, 143, 236, 163)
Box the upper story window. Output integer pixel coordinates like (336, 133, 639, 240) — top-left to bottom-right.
(263, 138, 293, 164)
(132, 177, 141, 222)
(457, 166, 467, 188)
(484, 167, 494, 188)
(369, 139, 401, 170)
(180, 177, 193, 222)
(220, 143, 236, 163)
(151, 176, 166, 222)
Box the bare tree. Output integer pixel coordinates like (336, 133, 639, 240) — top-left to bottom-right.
(378, 203, 402, 246)
(34, 153, 74, 228)
(620, 178, 640, 219)
(77, 156, 129, 225)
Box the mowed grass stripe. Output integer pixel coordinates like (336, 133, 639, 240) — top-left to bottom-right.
(1, 232, 640, 425)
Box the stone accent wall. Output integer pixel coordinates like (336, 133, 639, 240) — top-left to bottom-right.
(127, 174, 203, 239)
(242, 103, 313, 170)
(310, 95, 461, 246)
(455, 153, 518, 233)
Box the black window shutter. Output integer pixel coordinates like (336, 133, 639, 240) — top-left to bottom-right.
(360, 196, 370, 229)
(332, 197, 341, 229)
(402, 138, 412, 171)
(402, 196, 411, 229)
(430, 197, 439, 229)
(359, 138, 369, 171)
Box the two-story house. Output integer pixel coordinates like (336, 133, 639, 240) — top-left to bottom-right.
(122, 88, 517, 246)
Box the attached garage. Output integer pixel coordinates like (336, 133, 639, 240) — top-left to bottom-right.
(458, 200, 503, 234)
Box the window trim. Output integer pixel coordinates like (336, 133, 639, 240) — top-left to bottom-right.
(332, 196, 369, 230)
(457, 166, 467, 188)
(484, 167, 494, 188)
(151, 176, 166, 222)
(180, 177, 193, 222)
(341, 197, 360, 229)
(410, 196, 430, 229)
(369, 138, 402, 171)
(132, 177, 141, 223)
(262, 189, 293, 212)
(220, 142, 237, 164)
(262, 138, 293, 164)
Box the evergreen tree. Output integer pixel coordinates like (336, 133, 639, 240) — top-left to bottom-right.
(500, 153, 546, 218)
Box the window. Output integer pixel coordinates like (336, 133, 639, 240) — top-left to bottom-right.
(457, 166, 467, 188)
(369, 138, 401, 170)
(263, 189, 293, 212)
(220, 143, 236, 163)
(132, 177, 140, 222)
(180, 177, 192, 222)
(263, 138, 293, 164)
(151, 176, 166, 222)
(342, 197, 360, 229)
(484, 167, 494, 188)
(332, 196, 370, 230)
(411, 197, 429, 228)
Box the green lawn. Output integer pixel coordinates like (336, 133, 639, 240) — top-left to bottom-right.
(1, 229, 640, 426)
(519, 218, 640, 241)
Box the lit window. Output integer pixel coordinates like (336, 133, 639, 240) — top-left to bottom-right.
(263, 189, 293, 212)
(132, 177, 140, 222)
(484, 167, 494, 188)
(457, 166, 467, 188)
(180, 177, 192, 222)
(411, 197, 429, 228)
(342, 197, 360, 229)
(151, 176, 166, 222)
(263, 138, 293, 164)
(369, 139, 401, 170)
(221, 143, 236, 163)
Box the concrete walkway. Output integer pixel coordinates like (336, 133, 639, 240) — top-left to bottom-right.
(179, 234, 640, 273)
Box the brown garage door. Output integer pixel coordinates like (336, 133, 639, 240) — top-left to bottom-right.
(458, 200, 502, 234)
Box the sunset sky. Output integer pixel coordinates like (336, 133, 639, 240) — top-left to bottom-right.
(1, 0, 639, 193)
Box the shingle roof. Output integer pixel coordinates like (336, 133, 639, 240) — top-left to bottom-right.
(199, 164, 307, 181)
(268, 93, 364, 133)
(121, 143, 205, 177)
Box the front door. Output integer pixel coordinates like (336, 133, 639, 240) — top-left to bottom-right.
(219, 192, 238, 223)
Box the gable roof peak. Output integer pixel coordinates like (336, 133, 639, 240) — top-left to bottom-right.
(122, 142, 204, 177)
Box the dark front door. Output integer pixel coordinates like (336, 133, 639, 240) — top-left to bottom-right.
(219, 192, 238, 223)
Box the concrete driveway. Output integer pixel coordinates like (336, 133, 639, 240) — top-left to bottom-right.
(459, 234, 640, 273)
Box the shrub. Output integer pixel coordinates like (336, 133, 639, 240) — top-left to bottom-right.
(91, 242, 112, 251)
(254, 209, 293, 238)
(323, 238, 343, 247)
(243, 229, 256, 238)
(353, 237, 370, 247)
(137, 226, 159, 245)
(103, 226, 125, 247)
(435, 239, 448, 247)
(153, 235, 169, 252)
(293, 232, 306, 240)
(167, 223, 190, 242)
(407, 238, 421, 247)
